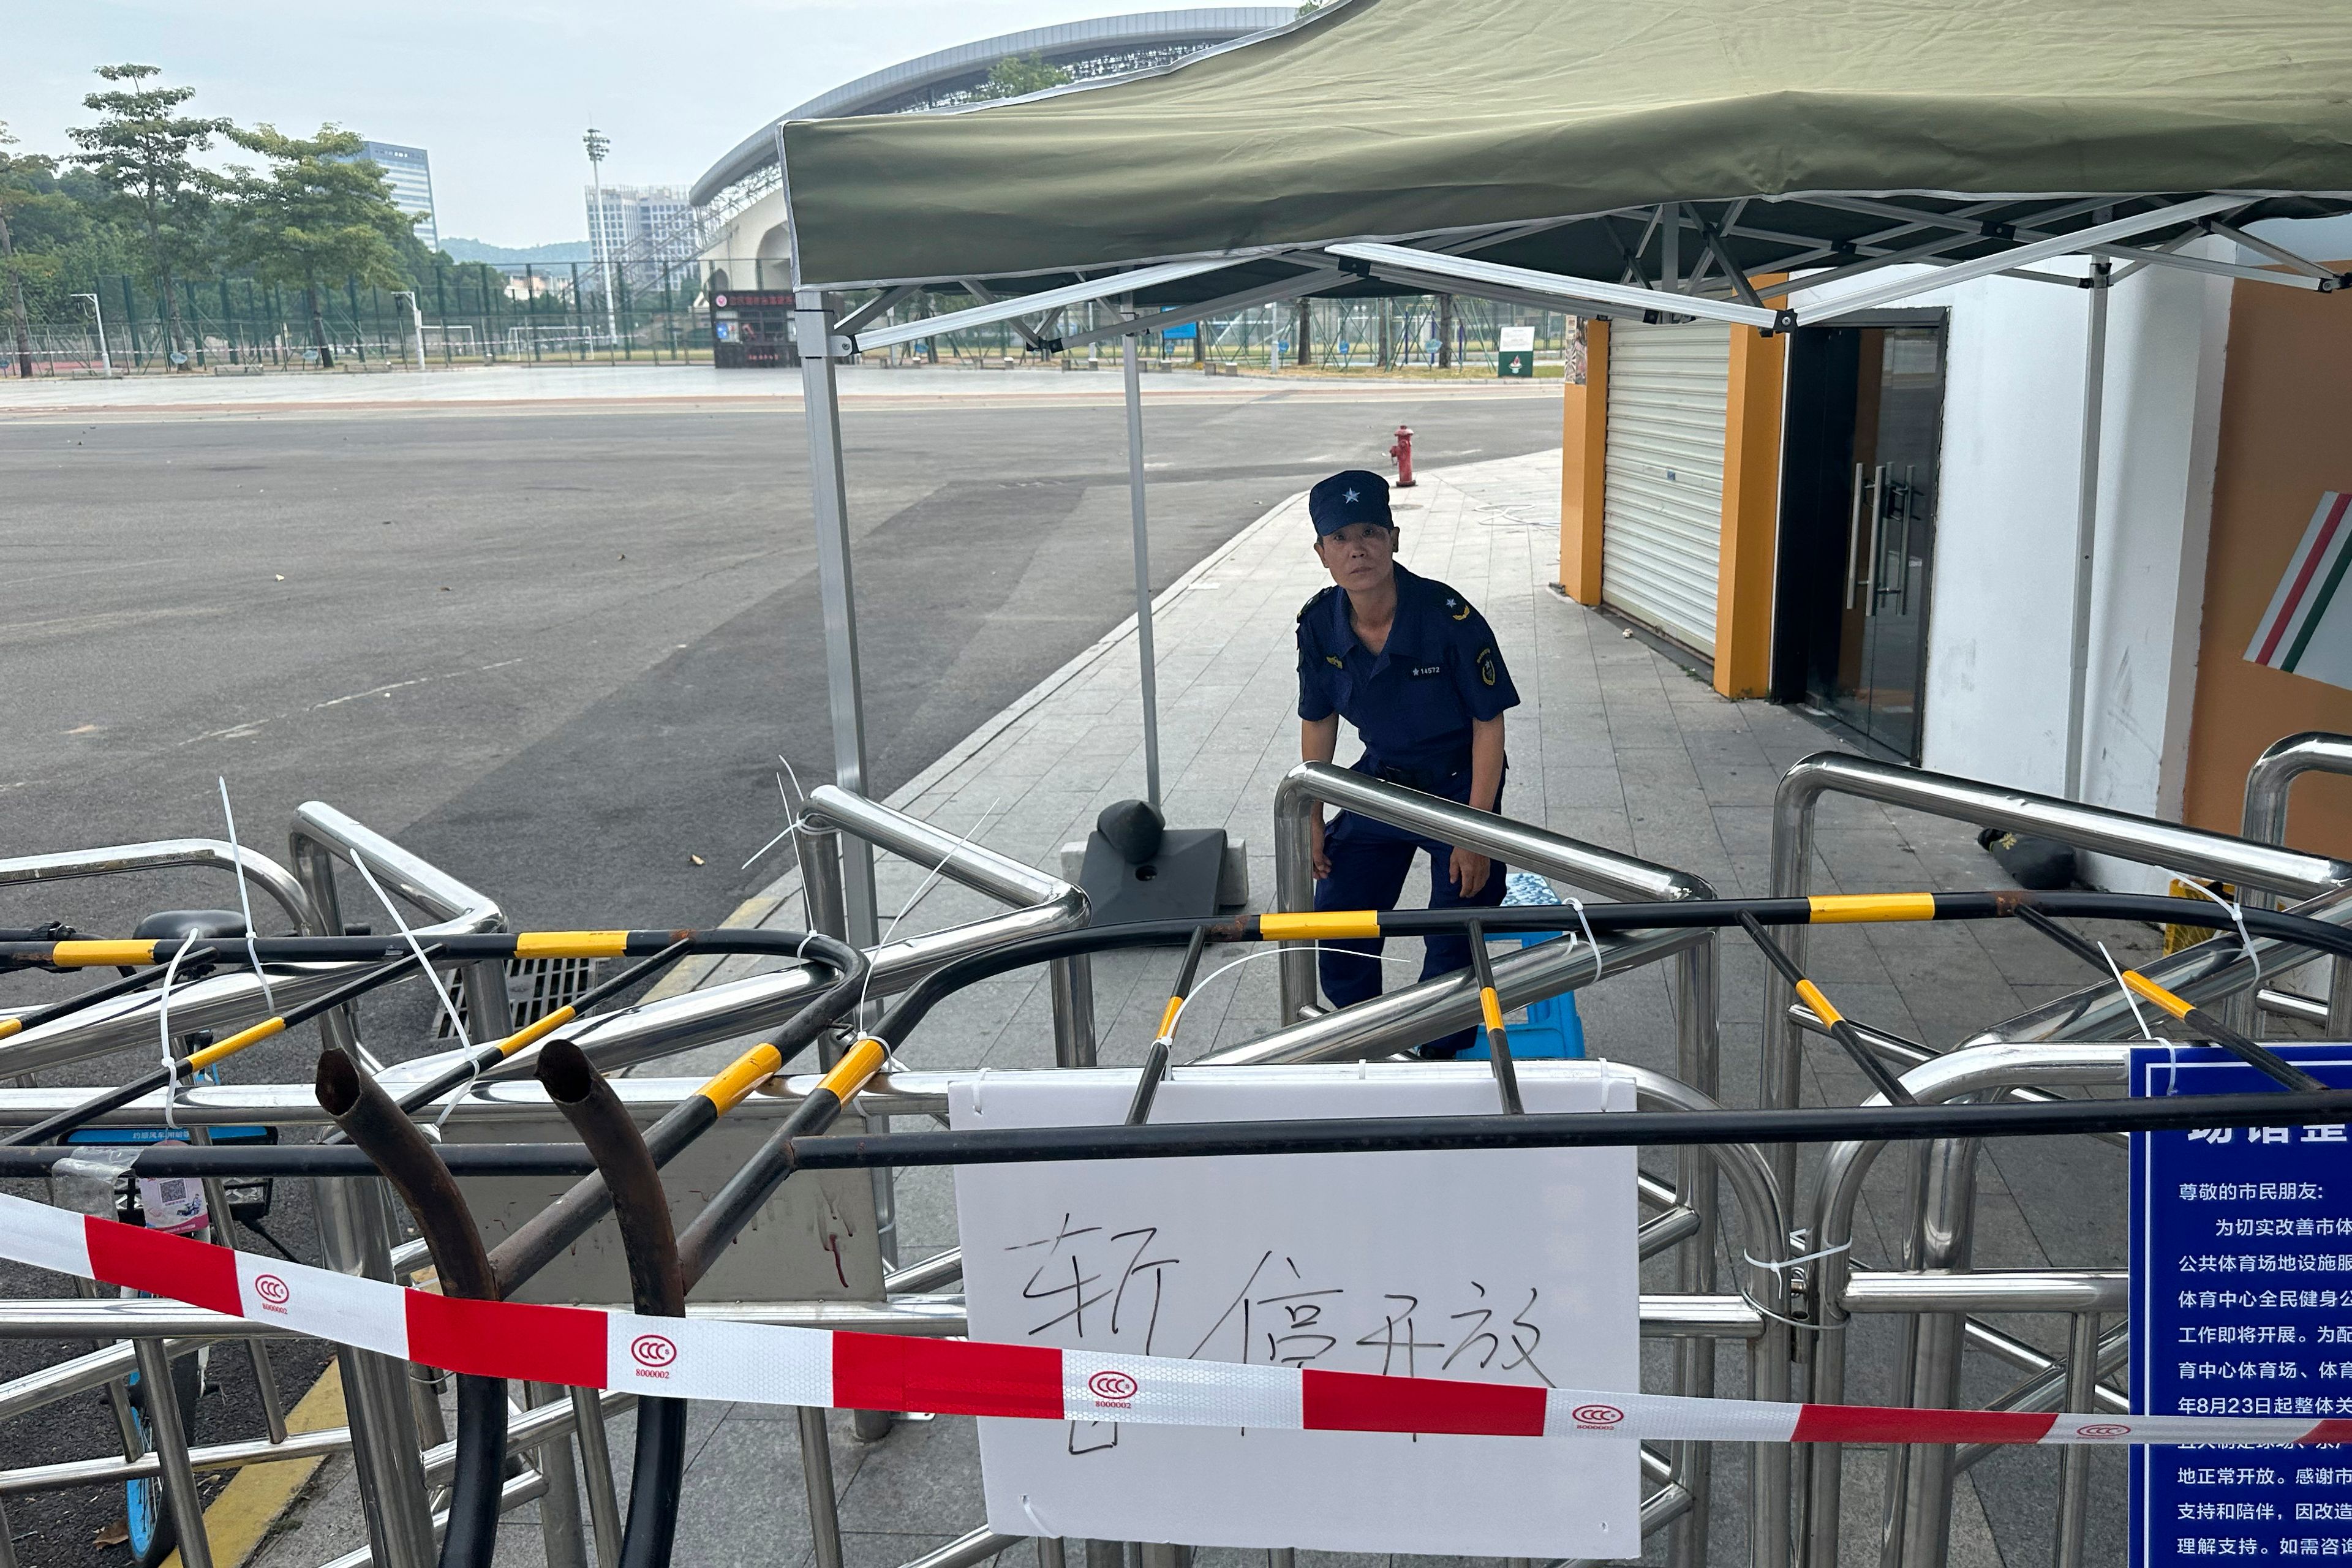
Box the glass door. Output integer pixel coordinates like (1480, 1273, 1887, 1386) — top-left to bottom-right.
(1780, 323, 1946, 760)
(1844, 328, 1944, 756)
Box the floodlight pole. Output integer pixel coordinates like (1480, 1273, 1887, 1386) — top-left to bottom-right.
(69, 292, 111, 377)
(1123, 316, 1163, 812)
(797, 287, 880, 947)
(2061, 260, 2112, 802)
(583, 128, 619, 349)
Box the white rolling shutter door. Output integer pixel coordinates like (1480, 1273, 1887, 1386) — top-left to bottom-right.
(1602, 322, 1732, 655)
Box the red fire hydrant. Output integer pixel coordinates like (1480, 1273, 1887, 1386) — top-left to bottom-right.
(1388, 424, 1417, 488)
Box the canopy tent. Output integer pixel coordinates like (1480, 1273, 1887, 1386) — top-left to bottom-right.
(778, 0, 2352, 296)
(769, 0, 2352, 978)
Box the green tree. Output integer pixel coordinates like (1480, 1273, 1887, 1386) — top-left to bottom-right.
(970, 52, 1073, 101)
(0, 123, 44, 377)
(67, 64, 230, 367)
(225, 123, 417, 368)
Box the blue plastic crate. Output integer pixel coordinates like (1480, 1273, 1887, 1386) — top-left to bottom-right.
(1462, 871, 1587, 1060)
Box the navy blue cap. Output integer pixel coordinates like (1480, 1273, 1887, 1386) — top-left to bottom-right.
(1308, 470, 1393, 537)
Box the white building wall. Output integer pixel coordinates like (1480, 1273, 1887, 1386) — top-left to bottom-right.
(1790, 247, 2234, 891)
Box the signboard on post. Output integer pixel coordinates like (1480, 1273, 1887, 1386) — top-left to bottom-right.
(709, 290, 798, 369)
(952, 1062, 1642, 1558)
(1497, 325, 1536, 377)
(2131, 1044, 2352, 1566)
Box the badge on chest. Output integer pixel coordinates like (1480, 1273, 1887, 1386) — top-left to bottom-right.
(1408, 664, 1443, 679)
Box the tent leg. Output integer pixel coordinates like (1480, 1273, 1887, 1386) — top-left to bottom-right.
(2061, 261, 2111, 803)
(1123, 327, 1164, 813)
(796, 291, 880, 945)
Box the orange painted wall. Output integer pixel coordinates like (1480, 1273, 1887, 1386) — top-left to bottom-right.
(1558, 319, 1608, 603)
(2180, 268, 2352, 852)
(1714, 323, 1787, 698)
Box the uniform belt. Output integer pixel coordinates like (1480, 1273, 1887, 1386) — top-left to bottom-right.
(1367, 760, 1468, 793)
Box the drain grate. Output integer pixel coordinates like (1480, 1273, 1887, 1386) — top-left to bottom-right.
(435, 956, 604, 1037)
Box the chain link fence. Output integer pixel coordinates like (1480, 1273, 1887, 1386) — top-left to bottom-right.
(7, 261, 716, 377)
(8, 262, 1588, 382)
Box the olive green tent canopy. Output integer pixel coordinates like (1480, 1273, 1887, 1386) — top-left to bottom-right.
(777, 0, 2352, 301)
(766, 0, 2352, 957)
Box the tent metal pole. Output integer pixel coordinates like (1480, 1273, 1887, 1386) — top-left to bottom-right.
(796, 289, 881, 945)
(1123, 323, 1164, 812)
(2062, 262, 2111, 803)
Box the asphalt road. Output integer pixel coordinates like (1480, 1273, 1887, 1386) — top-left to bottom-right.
(0, 378, 1564, 1564)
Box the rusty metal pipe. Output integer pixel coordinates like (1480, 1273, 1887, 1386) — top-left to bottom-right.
(535, 1040, 685, 1568)
(315, 1047, 507, 1568)
(484, 932, 865, 1298)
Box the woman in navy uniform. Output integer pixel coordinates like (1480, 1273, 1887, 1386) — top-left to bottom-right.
(1296, 469, 1519, 1057)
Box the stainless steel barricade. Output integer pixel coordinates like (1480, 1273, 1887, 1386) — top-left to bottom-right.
(1765, 750, 2352, 1202)
(38, 747, 2352, 1568)
(0, 837, 326, 1076)
(1805, 1044, 2136, 1568)
(288, 801, 535, 1568)
(2235, 731, 2352, 1034)
(801, 783, 1096, 1066)
(291, 799, 518, 1046)
(1268, 760, 1728, 1567)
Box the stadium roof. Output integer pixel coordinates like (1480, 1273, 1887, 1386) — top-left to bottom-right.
(688, 9, 1292, 209)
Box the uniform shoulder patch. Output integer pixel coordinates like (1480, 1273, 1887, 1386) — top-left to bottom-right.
(1433, 581, 1478, 623)
(1297, 592, 1323, 624)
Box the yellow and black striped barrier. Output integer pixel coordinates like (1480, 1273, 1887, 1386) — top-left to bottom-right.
(2, 945, 447, 1147)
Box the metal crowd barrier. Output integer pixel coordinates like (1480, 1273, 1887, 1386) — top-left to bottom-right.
(1765, 750, 2352, 1201)
(2235, 731, 2352, 1035)
(12, 737, 2352, 1568)
(1268, 760, 1736, 1568)
(0, 838, 324, 1076)
(1776, 735, 2352, 1568)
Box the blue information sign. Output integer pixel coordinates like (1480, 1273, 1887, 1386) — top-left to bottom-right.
(2132, 1044, 2352, 1565)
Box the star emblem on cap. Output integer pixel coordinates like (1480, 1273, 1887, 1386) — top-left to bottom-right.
(1343, 488, 1360, 504)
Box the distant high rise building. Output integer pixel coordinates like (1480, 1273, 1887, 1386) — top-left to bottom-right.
(358, 141, 438, 251)
(584, 185, 704, 284)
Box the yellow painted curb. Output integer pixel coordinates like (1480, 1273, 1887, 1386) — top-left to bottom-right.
(159, 1363, 346, 1568)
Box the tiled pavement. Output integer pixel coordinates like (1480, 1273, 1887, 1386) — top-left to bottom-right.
(262, 450, 2171, 1568)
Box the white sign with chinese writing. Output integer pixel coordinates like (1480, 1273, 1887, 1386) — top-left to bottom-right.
(952, 1061, 1641, 1558)
(1498, 326, 1538, 353)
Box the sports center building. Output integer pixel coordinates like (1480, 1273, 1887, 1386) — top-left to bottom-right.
(692, 9, 1292, 290)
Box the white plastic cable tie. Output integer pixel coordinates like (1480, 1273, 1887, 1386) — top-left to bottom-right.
(154, 935, 200, 1131)
(2098, 941, 2158, 1042)
(2169, 870, 2264, 998)
(1018, 1495, 1055, 1537)
(1744, 1238, 1852, 1274)
(1567, 896, 1604, 986)
(858, 795, 1006, 1024)
(349, 854, 477, 1128)
(743, 755, 825, 872)
(1180, 942, 1419, 1040)
(861, 1027, 907, 1076)
(1719, 1227, 1828, 1332)
(971, 1067, 989, 1117)
(216, 777, 277, 1017)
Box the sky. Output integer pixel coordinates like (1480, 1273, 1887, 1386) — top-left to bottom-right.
(8, 0, 1136, 246)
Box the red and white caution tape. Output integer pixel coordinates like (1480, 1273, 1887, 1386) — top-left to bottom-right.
(4, 1191, 2336, 1449)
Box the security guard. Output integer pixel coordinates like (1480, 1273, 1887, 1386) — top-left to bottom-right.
(1296, 468, 1519, 1057)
